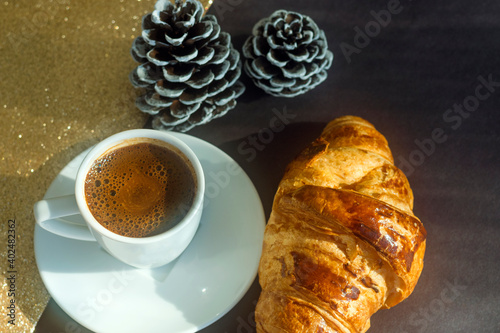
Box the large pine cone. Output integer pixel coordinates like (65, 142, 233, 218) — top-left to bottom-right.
(130, 0, 245, 132)
(243, 10, 333, 97)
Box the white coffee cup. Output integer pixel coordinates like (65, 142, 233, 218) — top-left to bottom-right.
(34, 129, 205, 268)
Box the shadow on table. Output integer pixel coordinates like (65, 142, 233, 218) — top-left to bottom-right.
(218, 121, 327, 218)
(175, 122, 326, 332)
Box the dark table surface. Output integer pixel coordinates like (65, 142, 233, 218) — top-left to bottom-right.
(35, 0, 500, 332)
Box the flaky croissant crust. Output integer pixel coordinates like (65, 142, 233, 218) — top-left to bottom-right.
(256, 116, 426, 333)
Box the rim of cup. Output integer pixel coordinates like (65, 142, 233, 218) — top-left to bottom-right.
(74, 129, 205, 244)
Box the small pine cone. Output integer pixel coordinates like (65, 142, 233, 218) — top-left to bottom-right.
(130, 0, 245, 132)
(242, 10, 333, 97)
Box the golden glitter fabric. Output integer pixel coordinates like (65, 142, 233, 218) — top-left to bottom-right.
(0, 0, 212, 331)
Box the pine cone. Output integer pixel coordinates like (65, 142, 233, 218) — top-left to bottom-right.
(242, 10, 333, 97)
(130, 0, 245, 132)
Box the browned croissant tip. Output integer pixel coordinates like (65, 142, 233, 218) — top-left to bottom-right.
(324, 115, 376, 130)
(321, 115, 394, 164)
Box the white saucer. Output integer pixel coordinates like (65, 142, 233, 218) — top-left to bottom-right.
(34, 132, 266, 333)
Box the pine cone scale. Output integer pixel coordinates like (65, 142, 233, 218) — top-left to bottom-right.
(170, 44, 199, 62)
(135, 96, 162, 115)
(269, 76, 296, 88)
(179, 87, 208, 105)
(170, 100, 201, 117)
(155, 80, 185, 98)
(187, 22, 213, 42)
(287, 46, 308, 62)
(250, 57, 280, 79)
(145, 91, 174, 107)
(267, 49, 288, 67)
(156, 112, 188, 126)
(162, 63, 196, 82)
(281, 62, 306, 79)
(165, 31, 188, 46)
(210, 61, 230, 80)
(147, 48, 173, 66)
(207, 79, 228, 97)
(189, 46, 214, 65)
(131, 37, 149, 62)
(211, 45, 230, 64)
(185, 69, 215, 89)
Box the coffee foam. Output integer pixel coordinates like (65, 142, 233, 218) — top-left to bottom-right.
(84, 139, 196, 238)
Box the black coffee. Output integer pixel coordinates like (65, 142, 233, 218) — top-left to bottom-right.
(84, 139, 196, 238)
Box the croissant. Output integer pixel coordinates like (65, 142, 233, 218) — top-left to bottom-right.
(255, 115, 426, 333)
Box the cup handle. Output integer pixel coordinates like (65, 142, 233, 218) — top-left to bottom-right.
(34, 195, 96, 241)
